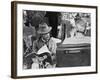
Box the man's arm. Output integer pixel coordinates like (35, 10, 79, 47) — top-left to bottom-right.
(48, 38, 57, 54)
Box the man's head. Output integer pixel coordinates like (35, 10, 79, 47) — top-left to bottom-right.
(75, 18, 86, 32)
(37, 23, 52, 41)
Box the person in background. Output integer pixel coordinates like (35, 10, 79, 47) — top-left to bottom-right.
(32, 23, 57, 68)
(75, 18, 86, 37)
(70, 18, 86, 38)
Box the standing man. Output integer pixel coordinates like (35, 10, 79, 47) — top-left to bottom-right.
(32, 23, 57, 68)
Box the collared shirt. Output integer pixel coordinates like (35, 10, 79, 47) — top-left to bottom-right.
(32, 37, 57, 54)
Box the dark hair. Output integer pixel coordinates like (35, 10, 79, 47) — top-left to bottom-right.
(38, 52, 53, 65)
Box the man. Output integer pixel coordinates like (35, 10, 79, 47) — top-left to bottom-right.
(74, 18, 86, 38)
(32, 23, 57, 68)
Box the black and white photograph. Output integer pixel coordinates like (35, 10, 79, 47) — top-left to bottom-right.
(23, 10, 91, 69)
(11, 1, 97, 78)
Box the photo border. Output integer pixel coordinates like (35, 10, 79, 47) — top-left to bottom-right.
(11, 1, 98, 78)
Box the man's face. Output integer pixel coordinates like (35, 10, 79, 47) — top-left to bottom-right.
(76, 21, 85, 32)
(42, 33, 50, 41)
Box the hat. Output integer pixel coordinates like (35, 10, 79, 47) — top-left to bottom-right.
(37, 23, 52, 34)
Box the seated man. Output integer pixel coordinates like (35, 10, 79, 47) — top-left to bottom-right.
(32, 23, 57, 68)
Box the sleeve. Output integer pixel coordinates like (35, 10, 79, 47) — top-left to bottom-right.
(48, 39, 57, 54)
